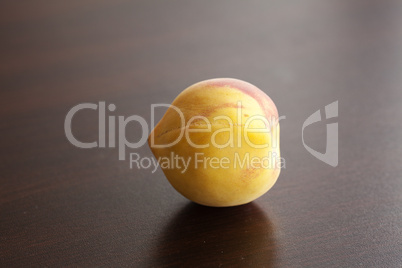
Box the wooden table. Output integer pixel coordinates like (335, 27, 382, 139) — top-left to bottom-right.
(1, 1, 401, 267)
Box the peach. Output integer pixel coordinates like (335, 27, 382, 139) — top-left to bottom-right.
(148, 78, 281, 207)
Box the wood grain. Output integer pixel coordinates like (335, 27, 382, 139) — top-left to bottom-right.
(1, 0, 402, 267)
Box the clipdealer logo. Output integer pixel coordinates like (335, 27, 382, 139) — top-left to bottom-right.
(302, 101, 338, 167)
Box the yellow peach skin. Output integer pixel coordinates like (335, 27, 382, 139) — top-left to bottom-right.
(148, 78, 280, 207)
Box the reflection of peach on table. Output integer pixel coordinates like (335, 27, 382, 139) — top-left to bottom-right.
(150, 202, 278, 267)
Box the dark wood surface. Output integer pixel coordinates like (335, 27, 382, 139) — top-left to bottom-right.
(1, 1, 402, 267)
